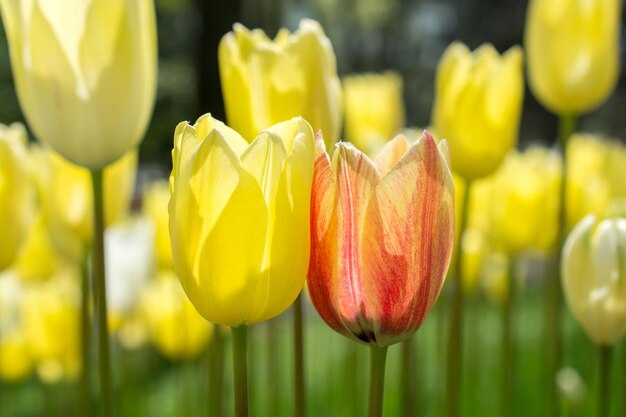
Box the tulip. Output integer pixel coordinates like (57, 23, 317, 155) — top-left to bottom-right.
(14, 211, 64, 281)
(343, 71, 405, 156)
(561, 215, 626, 417)
(307, 132, 454, 416)
(308, 131, 453, 345)
(169, 114, 314, 416)
(561, 215, 626, 346)
(219, 19, 342, 147)
(0, 0, 157, 170)
(432, 42, 524, 180)
(35, 149, 137, 262)
(143, 180, 174, 269)
(140, 270, 213, 361)
(0, 123, 30, 271)
(489, 146, 562, 255)
(525, 0, 621, 116)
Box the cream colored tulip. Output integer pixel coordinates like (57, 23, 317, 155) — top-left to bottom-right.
(343, 71, 405, 156)
(219, 19, 342, 146)
(0, 123, 30, 271)
(432, 43, 524, 180)
(525, 0, 621, 115)
(0, 0, 157, 169)
(561, 215, 626, 345)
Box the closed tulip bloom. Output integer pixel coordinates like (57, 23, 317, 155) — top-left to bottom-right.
(525, 0, 621, 115)
(489, 146, 562, 254)
(343, 71, 405, 156)
(432, 43, 524, 180)
(169, 115, 315, 326)
(0, 0, 157, 170)
(219, 19, 342, 146)
(143, 180, 174, 269)
(561, 215, 626, 345)
(307, 132, 455, 347)
(0, 123, 30, 271)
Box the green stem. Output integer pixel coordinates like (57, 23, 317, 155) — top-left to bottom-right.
(80, 246, 92, 417)
(267, 319, 280, 415)
(401, 336, 416, 416)
(90, 170, 112, 417)
(501, 256, 516, 416)
(293, 294, 305, 417)
(209, 328, 224, 417)
(232, 325, 249, 417)
(368, 345, 389, 417)
(597, 345, 612, 417)
(446, 179, 472, 417)
(546, 114, 576, 417)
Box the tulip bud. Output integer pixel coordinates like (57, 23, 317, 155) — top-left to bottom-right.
(307, 132, 455, 347)
(219, 19, 342, 147)
(0, 123, 30, 271)
(0, 0, 157, 169)
(343, 71, 405, 156)
(525, 0, 621, 115)
(169, 115, 315, 326)
(561, 215, 626, 346)
(432, 42, 524, 180)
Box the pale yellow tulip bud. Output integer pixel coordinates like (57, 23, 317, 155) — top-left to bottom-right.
(0, 0, 157, 169)
(219, 19, 342, 147)
(0, 123, 30, 271)
(432, 42, 524, 180)
(561, 215, 626, 346)
(525, 0, 621, 115)
(343, 71, 405, 156)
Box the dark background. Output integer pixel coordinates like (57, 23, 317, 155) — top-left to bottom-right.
(0, 0, 624, 168)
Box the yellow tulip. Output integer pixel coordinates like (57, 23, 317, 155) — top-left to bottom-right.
(481, 251, 511, 305)
(169, 114, 315, 326)
(0, 123, 30, 271)
(432, 42, 524, 179)
(140, 270, 212, 360)
(525, 0, 621, 115)
(0, 331, 33, 382)
(219, 19, 342, 147)
(35, 149, 137, 262)
(0, 0, 157, 170)
(561, 215, 626, 345)
(143, 180, 173, 269)
(566, 134, 626, 230)
(14, 211, 65, 281)
(343, 71, 405, 155)
(0, 270, 32, 382)
(489, 146, 562, 254)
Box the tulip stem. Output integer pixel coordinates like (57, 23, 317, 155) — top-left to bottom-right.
(597, 345, 612, 417)
(446, 178, 472, 417)
(80, 245, 92, 416)
(294, 294, 306, 417)
(90, 170, 113, 417)
(209, 327, 224, 417)
(368, 345, 388, 417)
(401, 336, 416, 416)
(232, 325, 249, 417)
(501, 256, 516, 416)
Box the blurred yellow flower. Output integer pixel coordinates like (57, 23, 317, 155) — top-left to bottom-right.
(566, 134, 626, 230)
(0, 0, 157, 170)
(141, 270, 212, 361)
(460, 228, 488, 294)
(343, 71, 405, 155)
(143, 180, 173, 269)
(219, 19, 342, 147)
(14, 211, 65, 281)
(22, 269, 81, 384)
(169, 115, 314, 326)
(35, 149, 137, 262)
(0, 123, 30, 271)
(489, 146, 562, 254)
(481, 252, 511, 305)
(525, 0, 621, 115)
(561, 215, 626, 345)
(432, 42, 524, 180)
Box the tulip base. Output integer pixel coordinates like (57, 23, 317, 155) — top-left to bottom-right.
(232, 325, 249, 417)
(368, 345, 388, 417)
(90, 170, 113, 417)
